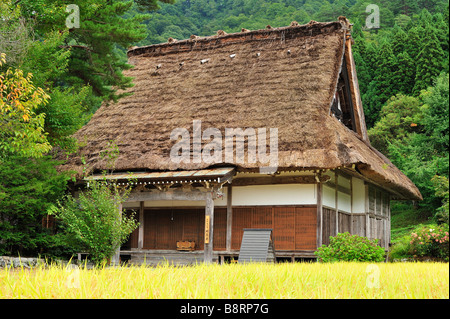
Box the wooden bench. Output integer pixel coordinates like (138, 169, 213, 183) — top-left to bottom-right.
(176, 241, 195, 251)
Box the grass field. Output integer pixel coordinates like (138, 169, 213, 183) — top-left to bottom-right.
(0, 262, 448, 299)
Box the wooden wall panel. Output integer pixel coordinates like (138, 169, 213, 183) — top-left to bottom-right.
(368, 186, 375, 214)
(143, 210, 157, 249)
(213, 208, 227, 251)
(231, 206, 317, 251)
(156, 211, 172, 249)
(273, 207, 296, 250)
(143, 208, 206, 250)
(253, 207, 273, 228)
(181, 209, 204, 250)
(295, 207, 317, 250)
(322, 207, 336, 246)
(338, 212, 351, 233)
(141, 206, 317, 252)
(377, 218, 385, 248)
(231, 207, 253, 250)
(351, 214, 366, 237)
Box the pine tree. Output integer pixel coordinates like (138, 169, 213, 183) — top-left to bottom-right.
(366, 40, 398, 126)
(16, 0, 173, 103)
(405, 26, 425, 62)
(393, 51, 416, 95)
(391, 25, 407, 55)
(413, 25, 446, 94)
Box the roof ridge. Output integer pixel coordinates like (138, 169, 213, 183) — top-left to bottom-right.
(127, 19, 346, 57)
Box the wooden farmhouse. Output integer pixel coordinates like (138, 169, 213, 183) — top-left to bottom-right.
(61, 17, 422, 264)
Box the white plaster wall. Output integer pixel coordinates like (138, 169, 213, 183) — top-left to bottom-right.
(338, 192, 351, 213)
(232, 184, 316, 206)
(124, 183, 316, 207)
(352, 177, 366, 213)
(338, 174, 351, 188)
(323, 185, 336, 208)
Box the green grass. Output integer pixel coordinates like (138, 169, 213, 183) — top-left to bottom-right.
(390, 201, 432, 242)
(389, 201, 438, 260)
(1, 262, 448, 299)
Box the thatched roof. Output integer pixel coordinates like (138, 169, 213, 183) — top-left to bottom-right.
(60, 18, 421, 200)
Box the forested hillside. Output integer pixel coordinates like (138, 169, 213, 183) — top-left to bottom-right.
(0, 0, 448, 260)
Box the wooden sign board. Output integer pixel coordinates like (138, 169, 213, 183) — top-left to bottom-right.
(204, 215, 210, 244)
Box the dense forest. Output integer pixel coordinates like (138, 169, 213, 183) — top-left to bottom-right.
(0, 0, 448, 259)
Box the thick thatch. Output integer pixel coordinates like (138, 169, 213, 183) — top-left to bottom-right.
(60, 19, 421, 200)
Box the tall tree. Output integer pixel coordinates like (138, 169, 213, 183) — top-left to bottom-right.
(0, 155, 70, 256)
(0, 53, 51, 159)
(388, 73, 449, 213)
(413, 24, 446, 94)
(15, 0, 173, 102)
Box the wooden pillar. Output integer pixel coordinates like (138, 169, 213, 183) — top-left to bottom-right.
(385, 194, 391, 249)
(111, 203, 122, 266)
(204, 191, 214, 263)
(138, 201, 144, 249)
(226, 184, 233, 252)
(365, 183, 370, 239)
(335, 174, 339, 235)
(373, 188, 377, 241)
(316, 182, 323, 248)
(350, 176, 353, 235)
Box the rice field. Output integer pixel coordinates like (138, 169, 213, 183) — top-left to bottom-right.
(0, 262, 448, 299)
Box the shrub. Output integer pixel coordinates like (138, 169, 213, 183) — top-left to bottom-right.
(315, 233, 385, 262)
(409, 223, 449, 261)
(52, 180, 139, 266)
(388, 235, 412, 260)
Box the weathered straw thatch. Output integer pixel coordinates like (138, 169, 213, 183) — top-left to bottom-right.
(60, 19, 421, 200)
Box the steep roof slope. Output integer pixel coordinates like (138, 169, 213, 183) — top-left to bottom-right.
(60, 19, 421, 200)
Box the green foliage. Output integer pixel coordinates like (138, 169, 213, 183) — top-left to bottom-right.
(16, 30, 96, 150)
(0, 156, 70, 256)
(421, 73, 449, 155)
(0, 0, 162, 261)
(413, 25, 447, 94)
(16, 0, 173, 103)
(387, 73, 449, 213)
(369, 73, 448, 221)
(388, 234, 412, 260)
(431, 176, 449, 224)
(368, 94, 423, 155)
(53, 181, 139, 266)
(0, 53, 52, 159)
(315, 233, 386, 262)
(38, 86, 92, 152)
